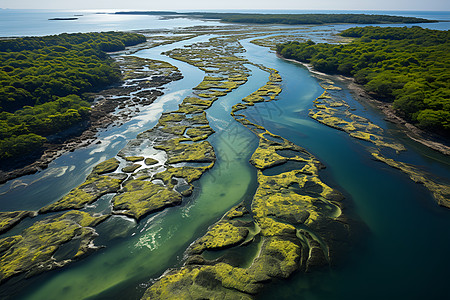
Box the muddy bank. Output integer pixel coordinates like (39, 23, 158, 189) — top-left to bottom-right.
(344, 79, 450, 156)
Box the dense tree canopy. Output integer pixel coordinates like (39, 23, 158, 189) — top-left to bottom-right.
(0, 31, 146, 160)
(116, 12, 435, 25)
(277, 26, 450, 134)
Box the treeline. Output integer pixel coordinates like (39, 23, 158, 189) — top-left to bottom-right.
(0, 31, 146, 160)
(116, 11, 435, 25)
(276, 26, 450, 133)
(213, 13, 434, 25)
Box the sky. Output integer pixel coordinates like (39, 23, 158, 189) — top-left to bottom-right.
(1, 0, 449, 11)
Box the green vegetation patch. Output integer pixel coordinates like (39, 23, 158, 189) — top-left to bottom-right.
(154, 165, 213, 188)
(0, 210, 107, 284)
(40, 174, 125, 213)
(121, 164, 142, 173)
(157, 112, 185, 126)
(124, 156, 145, 162)
(309, 90, 406, 152)
(144, 158, 158, 165)
(0, 211, 35, 234)
(190, 222, 249, 253)
(183, 96, 213, 108)
(189, 204, 252, 254)
(92, 157, 120, 174)
(141, 265, 255, 299)
(199, 13, 435, 25)
(112, 179, 182, 220)
(186, 126, 215, 140)
(118, 12, 434, 25)
(118, 55, 178, 80)
(166, 140, 216, 164)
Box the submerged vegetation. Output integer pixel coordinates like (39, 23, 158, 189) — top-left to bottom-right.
(308, 75, 450, 208)
(277, 26, 450, 133)
(309, 80, 406, 152)
(0, 32, 146, 159)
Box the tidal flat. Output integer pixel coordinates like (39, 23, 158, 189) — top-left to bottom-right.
(0, 23, 449, 300)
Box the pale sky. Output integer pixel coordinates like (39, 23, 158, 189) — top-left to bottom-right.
(0, 0, 449, 11)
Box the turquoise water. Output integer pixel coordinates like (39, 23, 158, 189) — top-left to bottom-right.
(0, 10, 449, 300)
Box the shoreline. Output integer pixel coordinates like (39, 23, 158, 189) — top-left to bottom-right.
(0, 93, 149, 185)
(0, 58, 183, 185)
(281, 56, 450, 156)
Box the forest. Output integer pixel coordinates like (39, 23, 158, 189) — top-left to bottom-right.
(277, 26, 450, 134)
(0, 31, 146, 160)
(116, 12, 435, 25)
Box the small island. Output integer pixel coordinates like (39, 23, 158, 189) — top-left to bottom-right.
(48, 17, 79, 21)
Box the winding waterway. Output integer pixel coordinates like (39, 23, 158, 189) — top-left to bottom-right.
(0, 11, 449, 300)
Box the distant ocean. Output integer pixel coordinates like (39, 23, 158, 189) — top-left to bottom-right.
(0, 9, 449, 37)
